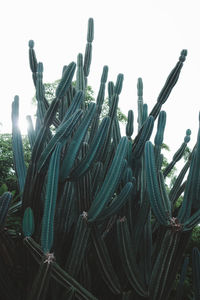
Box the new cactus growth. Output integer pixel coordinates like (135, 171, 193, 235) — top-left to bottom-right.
(1, 18, 200, 300)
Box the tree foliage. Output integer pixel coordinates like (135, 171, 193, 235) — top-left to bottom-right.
(0, 134, 31, 193)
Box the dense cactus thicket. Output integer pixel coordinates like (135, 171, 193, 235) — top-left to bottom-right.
(1, 18, 200, 300)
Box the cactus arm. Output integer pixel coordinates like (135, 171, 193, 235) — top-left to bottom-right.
(88, 137, 128, 221)
(143, 213, 152, 286)
(88, 66, 108, 143)
(76, 53, 85, 92)
(132, 199, 150, 255)
(56, 62, 76, 99)
(95, 182, 133, 222)
(169, 158, 191, 205)
(154, 111, 166, 167)
(183, 208, 200, 231)
(117, 217, 148, 297)
(61, 90, 85, 124)
(150, 50, 187, 119)
(83, 18, 94, 80)
(91, 162, 104, 196)
(108, 81, 114, 106)
(158, 171, 172, 217)
(114, 74, 124, 95)
(60, 102, 96, 181)
(38, 109, 83, 172)
(11, 96, 27, 194)
(41, 143, 62, 253)
(35, 62, 46, 128)
(137, 77, 143, 131)
(65, 214, 90, 278)
(29, 259, 52, 300)
(91, 225, 121, 294)
(132, 116, 154, 159)
(126, 110, 134, 139)
(31, 97, 61, 164)
(149, 231, 174, 298)
(157, 234, 179, 299)
(113, 117, 121, 148)
(28, 40, 38, 86)
(26, 115, 36, 149)
(163, 129, 191, 177)
(23, 237, 44, 264)
(144, 141, 170, 225)
(179, 119, 200, 222)
(70, 117, 110, 179)
(52, 262, 98, 300)
(22, 207, 35, 237)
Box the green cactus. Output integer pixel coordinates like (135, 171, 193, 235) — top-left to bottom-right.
(1, 17, 200, 300)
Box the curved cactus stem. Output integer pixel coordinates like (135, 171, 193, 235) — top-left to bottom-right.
(132, 116, 154, 159)
(26, 115, 36, 149)
(91, 224, 121, 294)
(154, 111, 166, 168)
(56, 62, 76, 99)
(29, 257, 52, 300)
(88, 66, 108, 144)
(60, 102, 96, 181)
(88, 137, 128, 222)
(52, 262, 98, 300)
(150, 49, 187, 119)
(23, 237, 44, 264)
(65, 214, 91, 278)
(70, 117, 110, 180)
(38, 109, 83, 173)
(144, 141, 170, 226)
(183, 208, 200, 231)
(178, 119, 200, 222)
(11, 96, 27, 194)
(169, 158, 191, 205)
(117, 217, 148, 297)
(163, 129, 191, 178)
(149, 231, 178, 300)
(113, 117, 121, 148)
(95, 182, 134, 222)
(41, 143, 62, 253)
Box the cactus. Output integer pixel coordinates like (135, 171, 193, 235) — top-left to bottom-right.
(1, 17, 200, 300)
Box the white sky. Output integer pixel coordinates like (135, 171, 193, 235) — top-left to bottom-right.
(1, 0, 200, 160)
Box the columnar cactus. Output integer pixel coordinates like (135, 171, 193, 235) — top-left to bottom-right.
(0, 18, 200, 300)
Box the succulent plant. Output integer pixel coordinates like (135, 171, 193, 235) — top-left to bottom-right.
(1, 17, 200, 300)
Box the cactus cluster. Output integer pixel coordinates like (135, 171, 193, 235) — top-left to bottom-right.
(0, 18, 200, 300)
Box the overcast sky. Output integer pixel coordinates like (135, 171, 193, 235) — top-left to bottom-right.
(1, 0, 200, 160)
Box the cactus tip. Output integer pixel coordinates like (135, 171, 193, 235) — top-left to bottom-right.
(29, 40, 34, 48)
(14, 95, 19, 102)
(179, 49, 187, 62)
(186, 129, 191, 136)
